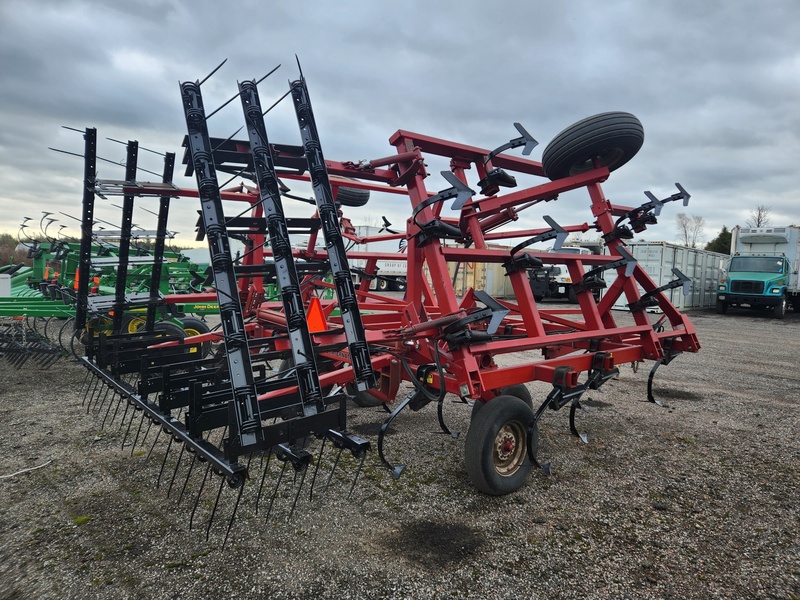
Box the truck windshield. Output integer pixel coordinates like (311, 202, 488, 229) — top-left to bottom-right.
(728, 256, 784, 273)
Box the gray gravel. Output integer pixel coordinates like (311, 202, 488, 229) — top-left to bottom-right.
(1, 306, 799, 599)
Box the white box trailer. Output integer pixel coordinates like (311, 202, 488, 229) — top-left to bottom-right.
(605, 242, 728, 311)
(348, 225, 408, 291)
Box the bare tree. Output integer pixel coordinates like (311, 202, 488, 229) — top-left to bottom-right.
(675, 213, 706, 248)
(745, 204, 772, 228)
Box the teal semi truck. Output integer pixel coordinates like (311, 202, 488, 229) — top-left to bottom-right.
(716, 225, 800, 319)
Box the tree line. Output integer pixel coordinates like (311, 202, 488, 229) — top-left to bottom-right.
(677, 204, 774, 254)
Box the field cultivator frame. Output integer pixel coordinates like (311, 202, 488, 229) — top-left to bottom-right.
(67, 61, 699, 541)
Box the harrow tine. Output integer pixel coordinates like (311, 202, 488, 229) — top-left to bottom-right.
(308, 437, 327, 500)
(83, 377, 99, 408)
(145, 425, 162, 461)
(166, 443, 186, 497)
(120, 407, 139, 450)
(323, 447, 344, 493)
(79, 369, 91, 395)
(348, 451, 368, 499)
(177, 453, 198, 505)
(118, 398, 132, 430)
(287, 466, 308, 521)
(205, 475, 226, 541)
(265, 460, 289, 523)
(254, 449, 274, 515)
(93, 386, 111, 417)
(85, 379, 102, 412)
(100, 391, 116, 428)
(129, 412, 147, 455)
(139, 418, 153, 450)
(222, 482, 246, 550)
(320, 431, 372, 497)
(156, 436, 174, 488)
(189, 464, 211, 531)
(108, 392, 124, 427)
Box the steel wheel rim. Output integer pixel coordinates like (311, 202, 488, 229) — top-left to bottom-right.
(126, 316, 145, 334)
(493, 419, 526, 476)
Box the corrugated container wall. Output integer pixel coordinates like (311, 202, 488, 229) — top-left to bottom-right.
(447, 243, 515, 298)
(606, 242, 728, 310)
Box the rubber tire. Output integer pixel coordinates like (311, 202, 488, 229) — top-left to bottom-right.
(376, 278, 390, 292)
(715, 299, 728, 314)
(122, 314, 146, 334)
(567, 285, 578, 304)
(464, 395, 536, 496)
(773, 296, 786, 320)
(336, 186, 370, 207)
(542, 112, 644, 181)
(391, 277, 407, 292)
(179, 317, 212, 357)
(153, 321, 187, 340)
(472, 384, 533, 419)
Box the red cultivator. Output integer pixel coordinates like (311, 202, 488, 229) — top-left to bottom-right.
(70, 61, 698, 542)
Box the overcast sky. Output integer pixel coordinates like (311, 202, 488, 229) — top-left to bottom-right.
(1, 0, 798, 252)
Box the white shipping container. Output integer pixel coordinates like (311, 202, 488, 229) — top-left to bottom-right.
(605, 242, 728, 311)
(0, 274, 11, 297)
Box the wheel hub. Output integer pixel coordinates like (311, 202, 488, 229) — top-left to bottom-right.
(493, 421, 526, 476)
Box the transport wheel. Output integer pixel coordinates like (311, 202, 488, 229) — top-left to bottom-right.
(391, 277, 407, 292)
(178, 317, 211, 356)
(153, 321, 187, 341)
(336, 185, 370, 207)
(715, 299, 728, 314)
(472, 384, 533, 419)
(542, 112, 644, 181)
(773, 296, 786, 319)
(376, 278, 390, 292)
(465, 395, 536, 495)
(567, 286, 578, 304)
(122, 314, 146, 333)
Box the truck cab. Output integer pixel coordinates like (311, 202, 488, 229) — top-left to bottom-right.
(529, 245, 600, 303)
(717, 226, 800, 319)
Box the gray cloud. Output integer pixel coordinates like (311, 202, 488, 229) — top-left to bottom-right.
(1, 0, 798, 247)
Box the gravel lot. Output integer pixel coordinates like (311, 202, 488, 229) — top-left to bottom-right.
(1, 305, 798, 599)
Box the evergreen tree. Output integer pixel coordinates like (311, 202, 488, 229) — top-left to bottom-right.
(705, 225, 732, 254)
